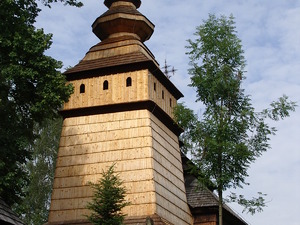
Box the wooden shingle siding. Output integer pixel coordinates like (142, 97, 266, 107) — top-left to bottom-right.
(49, 110, 158, 223)
(49, 108, 192, 224)
(64, 70, 177, 120)
(150, 114, 192, 225)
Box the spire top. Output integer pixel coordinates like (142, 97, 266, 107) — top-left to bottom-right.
(104, 0, 141, 9)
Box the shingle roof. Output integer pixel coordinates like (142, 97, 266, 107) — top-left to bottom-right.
(182, 154, 248, 225)
(0, 198, 24, 225)
(64, 52, 150, 75)
(186, 179, 219, 208)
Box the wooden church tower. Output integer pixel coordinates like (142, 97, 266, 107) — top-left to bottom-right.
(47, 0, 192, 224)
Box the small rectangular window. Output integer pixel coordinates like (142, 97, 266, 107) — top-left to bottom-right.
(80, 84, 85, 93)
(103, 80, 108, 90)
(126, 77, 132, 87)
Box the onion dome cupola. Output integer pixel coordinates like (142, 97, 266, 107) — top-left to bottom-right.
(93, 0, 154, 42)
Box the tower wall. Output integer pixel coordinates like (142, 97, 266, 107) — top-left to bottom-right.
(63, 70, 177, 119)
(49, 110, 156, 223)
(150, 113, 192, 224)
(64, 70, 150, 110)
(48, 109, 191, 224)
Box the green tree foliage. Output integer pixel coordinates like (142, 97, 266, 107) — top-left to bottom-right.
(14, 118, 62, 224)
(175, 14, 296, 225)
(0, 0, 83, 206)
(86, 164, 130, 225)
(41, 0, 83, 8)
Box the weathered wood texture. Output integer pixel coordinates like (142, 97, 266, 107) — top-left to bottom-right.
(49, 110, 154, 223)
(64, 70, 149, 110)
(148, 73, 176, 117)
(193, 214, 217, 225)
(64, 70, 177, 119)
(46, 214, 171, 225)
(48, 110, 191, 224)
(150, 113, 192, 224)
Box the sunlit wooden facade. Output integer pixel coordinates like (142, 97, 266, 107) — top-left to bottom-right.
(46, 1, 249, 225)
(47, 0, 192, 224)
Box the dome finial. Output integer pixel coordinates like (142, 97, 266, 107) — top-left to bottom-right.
(104, 0, 141, 9)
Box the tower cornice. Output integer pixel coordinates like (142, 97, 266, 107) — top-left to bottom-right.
(60, 100, 184, 136)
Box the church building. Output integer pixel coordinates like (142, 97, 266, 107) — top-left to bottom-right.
(46, 1, 248, 225)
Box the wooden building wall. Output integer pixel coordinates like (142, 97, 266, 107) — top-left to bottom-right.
(63, 70, 177, 119)
(148, 72, 176, 117)
(150, 113, 191, 224)
(49, 110, 154, 222)
(49, 109, 191, 224)
(193, 214, 217, 225)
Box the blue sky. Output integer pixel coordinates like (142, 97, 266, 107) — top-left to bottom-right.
(36, 1, 300, 224)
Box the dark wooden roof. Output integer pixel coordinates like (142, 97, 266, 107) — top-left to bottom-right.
(182, 154, 248, 225)
(0, 198, 24, 225)
(186, 179, 220, 208)
(88, 35, 141, 52)
(65, 52, 149, 75)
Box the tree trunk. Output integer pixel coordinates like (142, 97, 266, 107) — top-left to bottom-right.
(218, 188, 223, 225)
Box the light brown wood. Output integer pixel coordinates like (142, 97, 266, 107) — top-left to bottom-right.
(49, 109, 192, 224)
(64, 70, 177, 119)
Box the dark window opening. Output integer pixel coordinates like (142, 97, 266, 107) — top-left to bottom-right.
(126, 77, 132, 87)
(103, 80, 109, 90)
(154, 82, 156, 91)
(80, 84, 85, 93)
(162, 90, 164, 99)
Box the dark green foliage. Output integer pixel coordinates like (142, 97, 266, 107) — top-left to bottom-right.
(0, 0, 76, 206)
(13, 118, 62, 224)
(173, 103, 199, 155)
(86, 165, 130, 225)
(41, 0, 83, 8)
(176, 14, 296, 223)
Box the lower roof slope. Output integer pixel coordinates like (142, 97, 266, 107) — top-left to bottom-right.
(182, 154, 248, 225)
(0, 198, 24, 225)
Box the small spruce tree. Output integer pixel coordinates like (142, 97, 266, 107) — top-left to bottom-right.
(86, 164, 130, 225)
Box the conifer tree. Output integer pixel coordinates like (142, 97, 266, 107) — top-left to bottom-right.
(86, 164, 130, 225)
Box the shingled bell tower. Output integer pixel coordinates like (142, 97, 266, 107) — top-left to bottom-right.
(47, 0, 192, 224)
